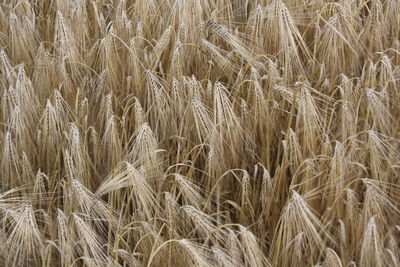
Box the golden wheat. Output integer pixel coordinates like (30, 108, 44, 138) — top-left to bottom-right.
(0, 0, 399, 266)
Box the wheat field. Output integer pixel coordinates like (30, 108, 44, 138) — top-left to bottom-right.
(0, 0, 400, 266)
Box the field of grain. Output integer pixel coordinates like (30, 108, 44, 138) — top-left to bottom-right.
(0, 0, 400, 266)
